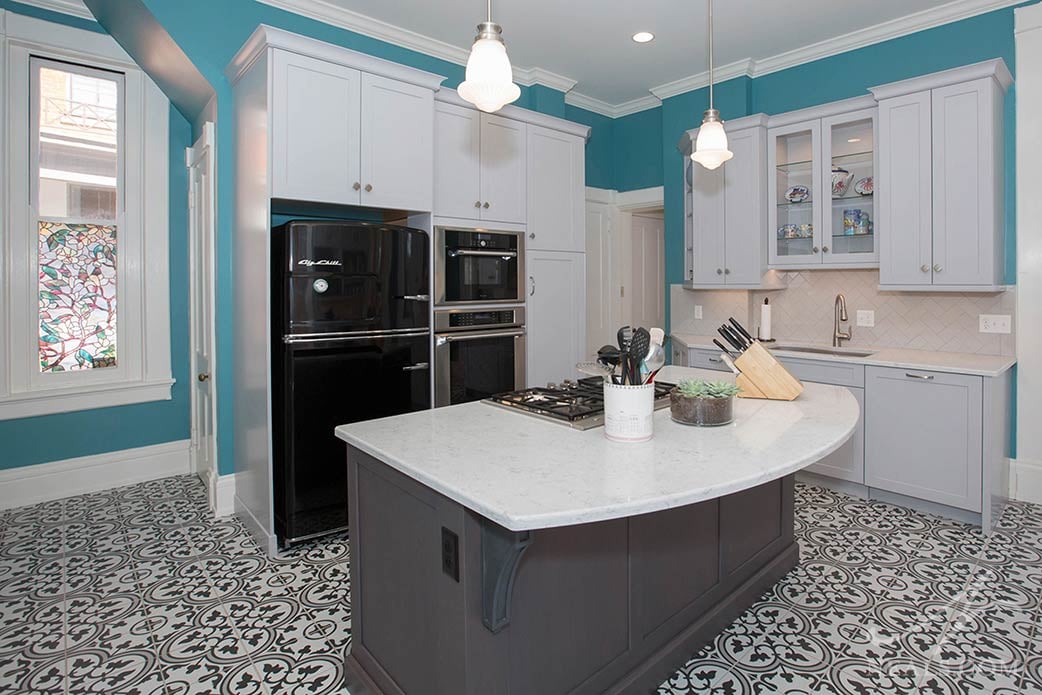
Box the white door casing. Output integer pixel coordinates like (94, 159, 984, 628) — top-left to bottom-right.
(630, 214, 665, 332)
(187, 122, 217, 480)
(585, 200, 617, 356)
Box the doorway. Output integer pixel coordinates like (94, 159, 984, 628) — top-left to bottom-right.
(188, 122, 217, 483)
(629, 211, 665, 332)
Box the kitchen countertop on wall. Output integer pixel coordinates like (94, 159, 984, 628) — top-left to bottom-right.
(671, 334, 1016, 378)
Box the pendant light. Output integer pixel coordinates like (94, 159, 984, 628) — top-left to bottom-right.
(691, 0, 733, 170)
(457, 0, 521, 113)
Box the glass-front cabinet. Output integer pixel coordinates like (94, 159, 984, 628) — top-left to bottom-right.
(768, 107, 878, 267)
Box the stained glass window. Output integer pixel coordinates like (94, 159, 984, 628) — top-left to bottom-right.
(34, 61, 121, 373)
(38, 222, 118, 372)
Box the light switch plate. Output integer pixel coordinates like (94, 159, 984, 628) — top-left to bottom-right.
(694, 305, 703, 320)
(980, 314, 1012, 334)
(856, 310, 875, 327)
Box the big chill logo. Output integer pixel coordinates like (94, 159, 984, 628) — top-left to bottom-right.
(297, 258, 342, 267)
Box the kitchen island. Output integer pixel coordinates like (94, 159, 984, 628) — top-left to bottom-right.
(334, 366, 859, 695)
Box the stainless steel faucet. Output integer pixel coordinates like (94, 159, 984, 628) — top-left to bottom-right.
(833, 294, 852, 347)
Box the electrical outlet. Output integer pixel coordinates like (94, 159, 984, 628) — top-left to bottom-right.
(979, 314, 1012, 334)
(441, 527, 459, 582)
(856, 310, 875, 328)
(694, 305, 703, 320)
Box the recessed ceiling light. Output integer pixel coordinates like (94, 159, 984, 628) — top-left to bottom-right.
(847, 137, 862, 143)
(632, 31, 655, 43)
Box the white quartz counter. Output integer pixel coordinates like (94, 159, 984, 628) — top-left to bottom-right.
(671, 334, 1015, 378)
(335, 366, 858, 532)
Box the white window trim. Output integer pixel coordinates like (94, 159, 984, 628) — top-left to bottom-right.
(0, 12, 173, 420)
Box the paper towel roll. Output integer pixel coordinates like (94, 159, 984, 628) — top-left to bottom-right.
(759, 300, 772, 341)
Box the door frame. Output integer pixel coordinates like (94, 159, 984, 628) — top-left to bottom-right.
(614, 187, 664, 329)
(187, 122, 218, 479)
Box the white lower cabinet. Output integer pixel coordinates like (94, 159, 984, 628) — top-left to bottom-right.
(526, 251, 586, 388)
(865, 366, 983, 512)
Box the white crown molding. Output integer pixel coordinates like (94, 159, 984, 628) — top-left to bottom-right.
(0, 439, 191, 509)
(869, 57, 1012, 100)
(255, 0, 576, 93)
(649, 58, 754, 100)
(9, 0, 94, 20)
(565, 91, 661, 118)
(1016, 2, 1042, 34)
(436, 88, 590, 139)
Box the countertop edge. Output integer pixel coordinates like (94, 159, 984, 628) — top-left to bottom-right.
(671, 334, 1016, 378)
(336, 412, 859, 533)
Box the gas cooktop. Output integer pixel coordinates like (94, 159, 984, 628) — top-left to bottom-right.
(485, 377, 675, 431)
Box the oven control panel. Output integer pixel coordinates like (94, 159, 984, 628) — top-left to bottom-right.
(434, 307, 525, 332)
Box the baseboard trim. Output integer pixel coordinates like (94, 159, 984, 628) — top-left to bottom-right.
(1011, 458, 1042, 504)
(0, 439, 191, 509)
(203, 469, 237, 517)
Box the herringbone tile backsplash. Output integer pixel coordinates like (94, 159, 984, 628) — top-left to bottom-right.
(672, 270, 1015, 356)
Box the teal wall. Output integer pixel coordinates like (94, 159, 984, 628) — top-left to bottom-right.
(565, 105, 614, 189)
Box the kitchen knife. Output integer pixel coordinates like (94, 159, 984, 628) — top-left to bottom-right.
(720, 353, 741, 376)
(718, 325, 746, 353)
(729, 317, 756, 345)
(723, 322, 750, 349)
(712, 339, 736, 358)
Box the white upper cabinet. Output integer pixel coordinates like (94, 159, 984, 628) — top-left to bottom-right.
(360, 73, 434, 211)
(434, 102, 481, 219)
(871, 59, 1011, 290)
(478, 115, 527, 223)
(527, 125, 585, 252)
(767, 99, 878, 269)
(259, 35, 444, 211)
(433, 106, 527, 224)
(271, 51, 361, 205)
(683, 115, 768, 287)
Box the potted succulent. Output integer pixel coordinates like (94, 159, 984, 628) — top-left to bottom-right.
(670, 378, 740, 427)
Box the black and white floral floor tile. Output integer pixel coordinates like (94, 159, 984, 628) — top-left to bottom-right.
(1, 477, 1041, 694)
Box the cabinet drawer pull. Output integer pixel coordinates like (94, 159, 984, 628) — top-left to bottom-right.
(905, 373, 935, 380)
(402, 362, 429, 372)
(708, 357, 723, 363)
(529, 275, 535, 296)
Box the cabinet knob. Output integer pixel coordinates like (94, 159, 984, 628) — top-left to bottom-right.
(812, 246, 820, 254)
(364, 183, 373, 192)
(920, 264, 930, 273)
(197, 373, 210, 382)
(483, 201, 490, 209)
(474, 201, 482, 208)
(353, 182, 361, 191)
(822, 245, 830, 253)
(529, 233, 535, 239)
(724, 268, 731, 275)
(716, 268, 723, 275)
(933, 264, 942, 273)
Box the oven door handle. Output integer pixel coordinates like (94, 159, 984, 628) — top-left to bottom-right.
(438, 329, 526, 343)
(453, 249, 518, 258)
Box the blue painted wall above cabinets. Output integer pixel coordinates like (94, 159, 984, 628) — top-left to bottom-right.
(565, 105, 614, 190)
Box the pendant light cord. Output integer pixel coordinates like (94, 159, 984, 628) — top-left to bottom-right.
(707, 0, 714, 110)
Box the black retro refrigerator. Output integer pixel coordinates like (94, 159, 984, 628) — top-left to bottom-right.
(271, 220, 430, 547)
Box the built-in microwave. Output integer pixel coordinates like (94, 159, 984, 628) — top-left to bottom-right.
(434, 226, 524, 306)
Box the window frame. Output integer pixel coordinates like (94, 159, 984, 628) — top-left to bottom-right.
(0, 11, 173, 420)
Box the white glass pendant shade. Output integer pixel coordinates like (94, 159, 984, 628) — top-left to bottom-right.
(691, 117, 733, 170)
(457, 26, 521, 113)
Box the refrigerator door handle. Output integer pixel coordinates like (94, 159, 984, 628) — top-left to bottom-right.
(402, 362, 430, 372)
(284, 329, 430, 344)
(396, 294, 430, 302)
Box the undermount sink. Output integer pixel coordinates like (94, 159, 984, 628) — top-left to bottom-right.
(768, 345, 876, 358)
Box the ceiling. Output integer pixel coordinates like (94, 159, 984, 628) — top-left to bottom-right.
(286, 0, 1013, 109)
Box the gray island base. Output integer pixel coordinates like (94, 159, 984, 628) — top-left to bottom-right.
(344, 445, 797, 695)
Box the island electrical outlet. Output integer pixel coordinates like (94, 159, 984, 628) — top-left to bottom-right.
(441, 527, 459, 582)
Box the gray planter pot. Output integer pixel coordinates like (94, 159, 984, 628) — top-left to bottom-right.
(669, 389, 734, 427)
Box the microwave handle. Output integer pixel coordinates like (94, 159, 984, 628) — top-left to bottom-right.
(438, 330, 526, 343)
(453, 249, 518, 258)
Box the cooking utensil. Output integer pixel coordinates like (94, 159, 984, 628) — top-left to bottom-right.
(649, 327, 665, 346)
(617, 326, 632, 352)
(576, 361, 614, 382)
(720, 353, 741, 376)
(718, 325, 745, 353)
(642, 343, 666, 383)
(722, 323, 749, 350)
(728, 318, 755, 345)
(629, 328, 651, 385)
(597, 344, 621, 367)
(713, 339, 736, 358)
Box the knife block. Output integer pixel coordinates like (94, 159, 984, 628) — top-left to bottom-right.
(732, 342, 803, 401)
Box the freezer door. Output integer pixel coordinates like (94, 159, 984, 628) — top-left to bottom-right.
(275, 220, 430, 334)
(274, 332, 431, 545)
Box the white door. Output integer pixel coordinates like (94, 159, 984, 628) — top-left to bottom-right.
(480, 114, 527, 223)
(630, 214, 665, 331)
(527, 250, 586, 387)
(878, 91, 933, 286)
(434, 102, 481, 218)
(270, 50, 361, 205)
(526, 125, 585, 252)
(187, 123, 217, 480)
(585, 201, 617, 354)
(359, 73, 434, 211)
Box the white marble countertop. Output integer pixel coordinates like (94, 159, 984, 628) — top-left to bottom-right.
(335, 366, 858, 532)
(670, 333, 1015, 377)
